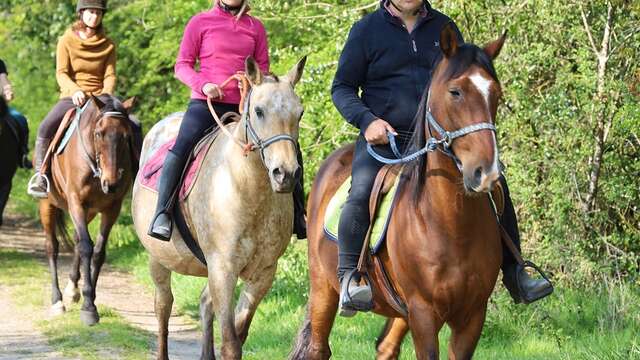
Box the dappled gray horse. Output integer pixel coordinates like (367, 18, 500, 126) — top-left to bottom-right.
(132, 57, 306, 360)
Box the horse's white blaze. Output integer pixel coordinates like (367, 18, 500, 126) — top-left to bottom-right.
(469, 73, 493, 108)
(491, 132, 500, 174)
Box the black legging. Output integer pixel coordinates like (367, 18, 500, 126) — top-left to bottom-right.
(337, 136, 523, 280)
(171, 99, 238, 158)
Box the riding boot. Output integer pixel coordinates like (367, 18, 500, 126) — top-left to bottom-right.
(338, 269, 373, 317)
(292, 145, 307, 239)
(20, 133, 31, 169)
(147, 150, 187, 241)
(27, 137, 51, 198)
(499, 176, 553, 304)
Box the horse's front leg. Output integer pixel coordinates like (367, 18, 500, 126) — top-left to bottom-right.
(208, 256, 241, 360)
(91, 203, 121, 287)
(68, 199, 99, 326)
(234, 265, 277, 344)
(407, 300, 444, 360)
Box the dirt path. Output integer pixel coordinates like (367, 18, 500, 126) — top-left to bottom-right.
(0, 285, 73, 360)
(0, 213, 202, 359)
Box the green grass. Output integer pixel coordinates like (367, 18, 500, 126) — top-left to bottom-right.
(0, 249, 153, 360)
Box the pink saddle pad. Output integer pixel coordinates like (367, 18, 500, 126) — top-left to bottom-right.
(139, 137, 210, 201)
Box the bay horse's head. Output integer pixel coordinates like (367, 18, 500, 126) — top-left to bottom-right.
(88, 95, 135, 194)
(244, 56, 306, 193)
(426, 24, 506, 193)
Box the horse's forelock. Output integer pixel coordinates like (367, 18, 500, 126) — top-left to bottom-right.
(442, 44, 499, 83)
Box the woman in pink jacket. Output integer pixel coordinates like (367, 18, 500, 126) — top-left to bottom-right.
(149, 0, 306, 241)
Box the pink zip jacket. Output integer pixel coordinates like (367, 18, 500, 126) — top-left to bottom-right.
(175, 6, 269, 104)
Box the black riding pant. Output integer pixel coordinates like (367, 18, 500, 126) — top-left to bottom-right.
(170, 99, 238, 159)
(337, 136, 523, 279)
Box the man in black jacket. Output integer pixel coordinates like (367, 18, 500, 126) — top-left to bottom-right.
(332, 0, 553, 317)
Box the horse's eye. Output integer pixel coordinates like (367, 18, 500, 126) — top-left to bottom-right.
(95, 132, 103, 139)
(449, 89, 462, 98)
(255, 107, 264, 118)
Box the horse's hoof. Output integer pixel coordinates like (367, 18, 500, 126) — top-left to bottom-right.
(64, 281, 81, 303)
(50, 301, 66, 316)
(80, 309, 100, 326)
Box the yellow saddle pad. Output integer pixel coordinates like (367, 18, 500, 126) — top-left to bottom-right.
(323, 175, 401, 253)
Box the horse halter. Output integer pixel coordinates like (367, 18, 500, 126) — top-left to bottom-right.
(241, 88, 298, 165)
(76, 103, 128, 179)
(366, 94, 496, 170)
(206, 74, 298, 167)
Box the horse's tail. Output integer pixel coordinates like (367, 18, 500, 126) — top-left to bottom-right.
(54, 210, 74, 252)
(288, 304, 314, 360)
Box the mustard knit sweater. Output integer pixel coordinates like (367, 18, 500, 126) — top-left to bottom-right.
(56, 28, 116, 98)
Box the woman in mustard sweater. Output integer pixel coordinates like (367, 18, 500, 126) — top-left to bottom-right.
(29, 0, 124, 197)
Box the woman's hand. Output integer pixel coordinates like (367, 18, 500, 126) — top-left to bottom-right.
(364, 119, 397, 145)
(202, 83, 224, 99)
(72, 90, 86, 106)
(2, 84, 13, 102)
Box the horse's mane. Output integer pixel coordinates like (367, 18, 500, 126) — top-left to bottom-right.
(401, 43, 500, 203)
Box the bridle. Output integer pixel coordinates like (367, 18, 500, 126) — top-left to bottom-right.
(206, 74, 299, 166)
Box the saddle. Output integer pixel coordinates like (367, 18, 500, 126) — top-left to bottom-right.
(324, 164, 507, 317)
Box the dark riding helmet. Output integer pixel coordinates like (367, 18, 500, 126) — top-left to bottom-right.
(77, 0, 107, 12)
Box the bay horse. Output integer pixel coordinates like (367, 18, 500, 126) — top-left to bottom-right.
(0, 96, 20, 226)
(291, 24, 507, 360)
(131, 57, 306, 360)
(41, 94, 137, 325)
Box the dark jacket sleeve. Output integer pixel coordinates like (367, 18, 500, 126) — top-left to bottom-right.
(0, 59, 7, 75)
(331, 22, 377, 133)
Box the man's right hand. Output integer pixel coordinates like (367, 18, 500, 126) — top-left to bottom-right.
(364, 119, 397, 145)
(3, 84, 13, 102)
(202, 83, 224, 99)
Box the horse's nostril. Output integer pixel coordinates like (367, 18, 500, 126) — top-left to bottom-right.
(474, 167, 483, 182)
(272, 167, 285, 183)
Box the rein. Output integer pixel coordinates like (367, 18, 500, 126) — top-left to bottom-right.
(206, 74, 298, 162)
(366, 93, 496, 170)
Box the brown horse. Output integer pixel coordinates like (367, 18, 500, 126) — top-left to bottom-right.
(291, 25, 507, 359)
(40, 94, 137, 325)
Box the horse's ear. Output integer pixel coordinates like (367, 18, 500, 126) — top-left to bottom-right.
(90, 94, 106, 110)
(284, 55, 307, 88)
(440, 22, 459, 58)
(483, 31, 507, 60)
(245, 57, 263, 86)
(121, 96, 136, 112)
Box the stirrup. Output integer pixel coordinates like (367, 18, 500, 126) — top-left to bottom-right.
(339, 269, 373, 317)
(27, 173, 50, 199)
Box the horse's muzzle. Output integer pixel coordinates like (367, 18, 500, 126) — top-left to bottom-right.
(101, 179, 119, 194)
(270, 166, 300, 193)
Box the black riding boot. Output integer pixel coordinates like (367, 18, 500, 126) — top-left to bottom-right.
(500, 177, 553, 304)
(292, 145, 307, 239)
(148, 150, 187, 241)
(27, 137, 50, 198)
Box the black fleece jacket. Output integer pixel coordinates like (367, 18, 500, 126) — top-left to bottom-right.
(331, 1, 463, 134)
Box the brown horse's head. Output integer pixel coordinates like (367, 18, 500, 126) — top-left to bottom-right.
(89, 95, 135, 194)
(244, 56, 306, 193)
(424, 24, 506, 193)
